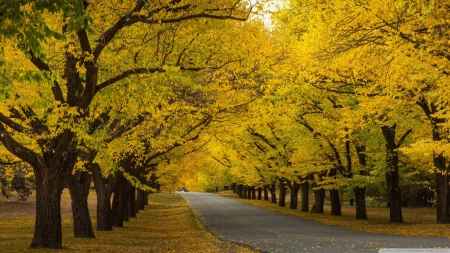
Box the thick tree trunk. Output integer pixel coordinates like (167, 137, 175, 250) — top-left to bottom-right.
(278, 178, 286, 207)
(111, 173, 127, 227)
(68, 171, 95, 238)
(382, 125, 405, 223)
(232, 183, 236, 193)
(247, 186, 251, 199)
(251, 186, 256, 199)
(263, 185, 269, 201)
(435, 155, 450, 223)
(143, 190, 149, 205)
(257, 187, 262, 200)
(289, 183, 301, 210)
(237, 184, 243, 198)
(136, 188, 145, 211)
(354, 186, 367, 219)
(328, 167, 342, 216)
(418, 102, 450, 223)
(123, 190, 129, 222)
(301, 181, 309, 212)
(128, 187, 137, 218)
(89, 163, 113, 231)
(330, 189, 341, 216)
(30, 168, 66, 248)
(355, 145, 368, 220)
(311, 187, 324, 213)
(270, 183, 277, 203)
(243, 185, 247, 199)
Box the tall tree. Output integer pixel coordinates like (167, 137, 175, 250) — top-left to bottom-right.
(0, 0, 264, 248)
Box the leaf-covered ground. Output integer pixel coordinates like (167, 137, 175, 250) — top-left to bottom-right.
(0, 191, 255, 252)
(218, 191, 450, 238)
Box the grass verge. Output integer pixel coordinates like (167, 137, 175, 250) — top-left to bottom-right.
(218, 191, 450, 238)
(0, 191, 255, 252)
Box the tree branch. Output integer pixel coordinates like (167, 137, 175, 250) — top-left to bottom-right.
(0, 123, 39, 167)
(0, 112, 33, 134)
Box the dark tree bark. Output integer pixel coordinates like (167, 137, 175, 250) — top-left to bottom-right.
(136, 188, 145, 211)
(128, 187, 137, 218)
(243, 185, 247, 199)
(328, 168, 341, 216)
(278, 178, 286, 207)
(354, 145, 368, 220)
(232, 183, 236, 193)
(123, 188, 129, 222)
(435, 157, 450, 223)
(247, 186, 251, 199)
(417, 98, 450, 223)
(286, 179, 301, 210)
(143, 190, 149, 205)
(311, 186, 325, 214)
(354, 186, 367, 219)
(89, 163, 114, 231)
(301, 181, 309, 212)
(270, 183, 277, 203)
(111, 172, 127, 227)
(251, 186, 256, 199)
(263, 185, 269, 201)
(382, 124, 410, 223)
(30, 167, 66, 248)
(68, 171, 95, 238)
(257, 187, 262, 200)
(330, 189, 341, 216)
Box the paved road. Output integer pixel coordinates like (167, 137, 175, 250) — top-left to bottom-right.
(181, 192, 450, 253)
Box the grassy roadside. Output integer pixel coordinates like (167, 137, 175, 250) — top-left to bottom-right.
(0, 191, 255, 252)
(218, 191, 450, 238)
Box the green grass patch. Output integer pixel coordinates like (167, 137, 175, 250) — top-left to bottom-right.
(218, 191, 450, 238)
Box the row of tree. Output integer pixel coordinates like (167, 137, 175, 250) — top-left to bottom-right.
(169, 0, 450, 228)
(1, 0, 450, 249)
(0, 0, 277, 249)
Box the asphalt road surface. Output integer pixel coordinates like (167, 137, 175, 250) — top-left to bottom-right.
(181, 192, 450, 253)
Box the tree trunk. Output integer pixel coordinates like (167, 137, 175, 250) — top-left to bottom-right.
(355, 145, 368, 220)
(30, 168, 66, 248)
(128, 187, 137, 218)
(382, 125, 405, 223)
(111, 173, 127, 227)
(354, 186, 367, 219)
(289, 182, 301, 210)
(251, 187, 256, 199)
(263, 185, 269, 201)
(418, 101, 450, 223)
(278, 178, 286, 207)
(312, 187, 324, 213)
(123, 190, 129, 222)
(89, 163, 113, 231)
(301, 181, 309, 212)
(435, 155, 450, 223)
(330, 189, 341, 216)
(143, 189, 149, 205)
(257, 187, 262, 200)
(68, 171, 95, 238)
(243, 185, 247, 199)
(232, 183, 236, 193)
(270, 183, 277, 203)
(136, 188, 145, 211)
(247, 186, 251, 199)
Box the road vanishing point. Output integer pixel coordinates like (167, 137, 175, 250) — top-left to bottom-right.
(181, 192, 450, 253)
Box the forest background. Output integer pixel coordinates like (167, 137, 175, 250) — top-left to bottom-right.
(0, 0, 450, 249)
